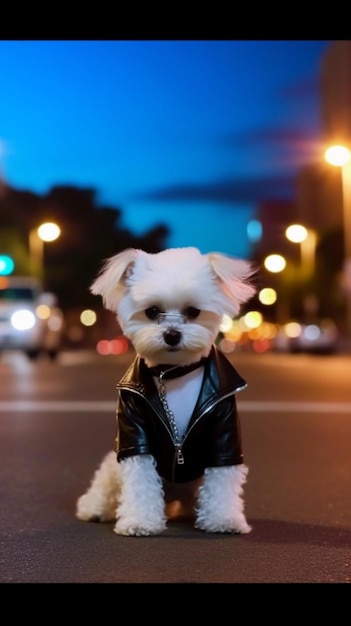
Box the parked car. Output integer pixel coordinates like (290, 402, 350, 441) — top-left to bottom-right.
(274, 318, 339, 354)
(0, 276, 64, 360)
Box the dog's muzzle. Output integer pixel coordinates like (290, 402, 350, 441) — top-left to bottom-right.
(157, 313, 185, 348)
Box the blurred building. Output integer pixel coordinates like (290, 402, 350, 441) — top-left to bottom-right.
(295, 41, 351, 233)
(255, 41, 351, 254)
(295, 163, 342, 232)
(252, 41, 351, 325)
(320, 40, 351, 143)
(252, 199, 297, 261)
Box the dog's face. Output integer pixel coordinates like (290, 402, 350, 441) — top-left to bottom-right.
(91, 247, 255, 367)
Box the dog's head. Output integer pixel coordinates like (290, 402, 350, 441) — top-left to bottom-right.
(91, 247, 256, 367)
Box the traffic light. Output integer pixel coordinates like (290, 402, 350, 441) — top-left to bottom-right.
(0, 255, 15, 275)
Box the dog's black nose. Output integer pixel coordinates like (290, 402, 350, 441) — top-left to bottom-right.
(164, 329, 181, 346)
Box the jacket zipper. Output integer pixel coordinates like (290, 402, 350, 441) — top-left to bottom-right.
(181, 384, 247, 446)
(117, 381, 246, 472)
(117, 385, 180, 450)
(118, 384, 185, 473)
(158, 367, 186, 467)
(175, 445, 184, 464)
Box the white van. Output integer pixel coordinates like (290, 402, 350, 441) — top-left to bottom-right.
(0, 276, 64, 360)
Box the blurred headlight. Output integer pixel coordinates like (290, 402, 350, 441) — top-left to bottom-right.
(11, 309, 36, 331)
(303, 324, 321, 341)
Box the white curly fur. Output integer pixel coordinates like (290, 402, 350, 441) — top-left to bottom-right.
(114, 455, 167, 536)
(77, 453, 167, 536)
(195, 465, 251, 533)
(76, 452, 250, 536)
(76, 451, 119, 522)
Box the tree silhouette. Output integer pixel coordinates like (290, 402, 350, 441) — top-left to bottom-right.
(0, 183, 170, 310)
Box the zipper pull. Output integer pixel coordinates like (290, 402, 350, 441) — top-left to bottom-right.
(176, 447, 184, 465)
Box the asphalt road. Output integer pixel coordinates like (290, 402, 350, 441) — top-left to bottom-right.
(1, 349, 350, 584)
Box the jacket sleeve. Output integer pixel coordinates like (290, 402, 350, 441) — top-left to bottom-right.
(209, 395, 244, 466)
(115, 390, 152, 461)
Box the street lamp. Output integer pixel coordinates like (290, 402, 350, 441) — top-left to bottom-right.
(285, 224, 317, 278)
(263, 254, 287, 322)
(285, 223, 319, 318)
(29, 222, 61, 281)
(264, 253, 286, 273)
(324, 144, 351, 336)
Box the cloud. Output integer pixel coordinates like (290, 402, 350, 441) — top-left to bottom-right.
(135, 173, 296, 205)
(220, 124, 322, 154)
(135, 116, 324, 209)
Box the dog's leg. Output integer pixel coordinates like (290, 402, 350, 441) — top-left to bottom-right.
(114, 455, 167, 536)
(194, 464, 252, 534)
(76, 451, 120, 522)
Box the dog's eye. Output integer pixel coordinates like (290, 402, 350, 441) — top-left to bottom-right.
(145, 306, 161, 321)
(184, 307, 201, 320)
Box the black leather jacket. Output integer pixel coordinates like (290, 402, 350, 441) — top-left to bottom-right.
(115, 345, 248, 483)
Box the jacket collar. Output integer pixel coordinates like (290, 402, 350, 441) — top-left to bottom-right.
(146, 357, 208, 380)
(118, 345, 247, 400)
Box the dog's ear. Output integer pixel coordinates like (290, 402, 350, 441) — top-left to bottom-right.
(207, 252, 256, 316)
(91, 248, 140, 311)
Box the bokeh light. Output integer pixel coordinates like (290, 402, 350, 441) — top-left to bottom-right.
(258, 288, 277, 305)
(37, 222, 61, 242)
(80, 309, 97, 327)
(0, 255, 15, 275)
(244, 311, 263, 329)
(324, 145, 351, 167)
(96, 336, 129, 355)
(264, 254, 286, 273)
(285, 224, 307, 243)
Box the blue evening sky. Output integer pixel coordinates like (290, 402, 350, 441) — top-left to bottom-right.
(0, 40, 332, 257)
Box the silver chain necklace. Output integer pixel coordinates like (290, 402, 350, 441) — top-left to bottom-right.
(158, 370, 185, 465)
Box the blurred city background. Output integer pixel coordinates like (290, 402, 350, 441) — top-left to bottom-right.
(1, 40, 351, 359)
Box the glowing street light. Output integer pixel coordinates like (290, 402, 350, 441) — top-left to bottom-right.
(37, 222, 61, 242)
(325, 145, 351, 167)
(29, 222, 61, 281)
(264, 254, 286, 273)
(324, 144, 351, 336)
(263, 254, 289, 322)
(285, 223, 308, 243)
(285, 223, 316, 277)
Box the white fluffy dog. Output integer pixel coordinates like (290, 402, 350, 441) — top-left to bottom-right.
(76, 247, 256, 536)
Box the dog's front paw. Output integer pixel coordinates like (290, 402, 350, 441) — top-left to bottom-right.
(113, 454, 167, 536)
(113, 518, 166, 537)
(195, 513, 252, 534)
(194, 465, 251, 534)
